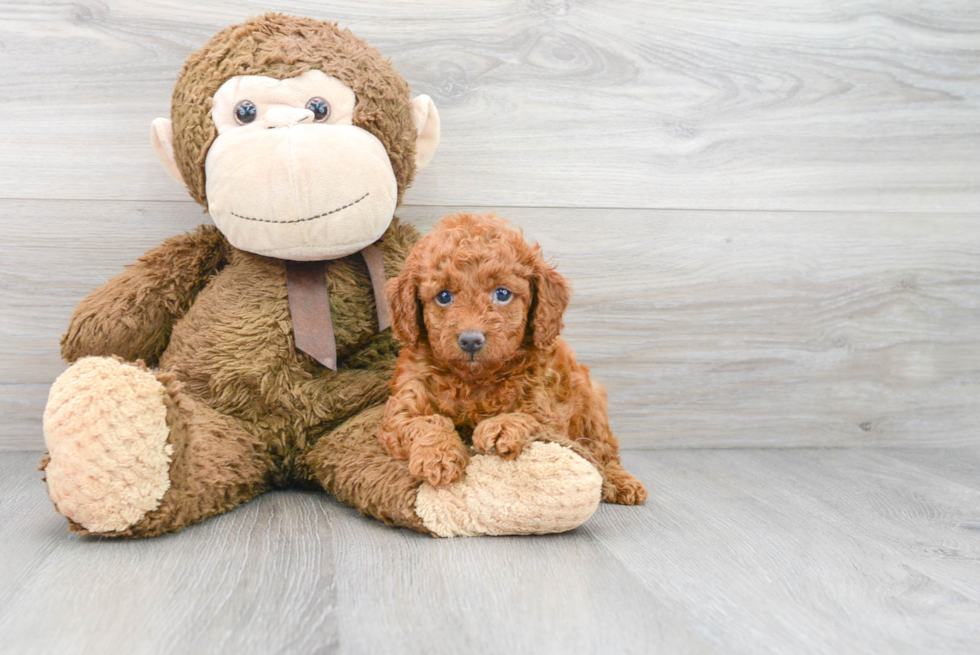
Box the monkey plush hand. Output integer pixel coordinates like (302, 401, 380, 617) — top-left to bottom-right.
(40, 14, 602, 538)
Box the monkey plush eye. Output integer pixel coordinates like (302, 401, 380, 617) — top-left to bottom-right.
(305, 97, 330, 122)
(234, 100, 258, 125)
(493, 288, 513, 305)
(435, 290, 454, 307)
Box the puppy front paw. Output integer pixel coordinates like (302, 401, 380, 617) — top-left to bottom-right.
(473, 413, 540, 461)
(409, 432, 470, 487)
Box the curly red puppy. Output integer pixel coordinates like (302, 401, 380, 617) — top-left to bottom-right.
(379, 213, 647, 505)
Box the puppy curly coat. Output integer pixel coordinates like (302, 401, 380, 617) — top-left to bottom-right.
(378, 213, 646, 505)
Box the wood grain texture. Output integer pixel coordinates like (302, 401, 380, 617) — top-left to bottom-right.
(2, 2, 978, 449)
(0, 0, 977, 211)
(325, 496, 712, 654)
(3, 200, 978, 449)
(2, 449, 979, 654)
(0, 452, 340, 655)
(591, 448, 980, 655)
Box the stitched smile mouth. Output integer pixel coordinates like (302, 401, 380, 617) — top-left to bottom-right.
(229, 192, 369, 224)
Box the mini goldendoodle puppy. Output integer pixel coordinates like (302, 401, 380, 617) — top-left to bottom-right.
(378, 212, 647, 505)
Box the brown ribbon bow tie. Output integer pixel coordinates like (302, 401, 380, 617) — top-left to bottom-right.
(285, 244, 392, 371)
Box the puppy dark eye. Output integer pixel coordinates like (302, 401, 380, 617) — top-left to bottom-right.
(493, 287, 513, 304)
(234, 100, 257, 125)
(306, 97, 330, 122)
(435, 290, 454, 307)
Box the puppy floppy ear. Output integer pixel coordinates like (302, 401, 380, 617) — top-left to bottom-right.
(529, 256, 571, 349)
(386, 258, 423, 348)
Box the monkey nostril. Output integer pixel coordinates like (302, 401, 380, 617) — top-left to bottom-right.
(458, 330, 486, 353)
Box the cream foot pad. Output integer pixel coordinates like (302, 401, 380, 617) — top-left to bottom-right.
(43, 357, 173, 533)
(415, 441, 603, 537)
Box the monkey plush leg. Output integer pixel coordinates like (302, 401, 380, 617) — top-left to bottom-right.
(534, 433, 649, 507)
(304, 405, 429, 532)
(414, 442, 603, 537)
(42, 357, 273, 537)
(304, 406, 603, 537)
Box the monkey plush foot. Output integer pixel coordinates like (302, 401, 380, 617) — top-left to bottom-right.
(42, 357, 173, 533)
(414, 442, 602, 537)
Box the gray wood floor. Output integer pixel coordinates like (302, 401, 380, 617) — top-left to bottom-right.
(2, 449, 979, 655)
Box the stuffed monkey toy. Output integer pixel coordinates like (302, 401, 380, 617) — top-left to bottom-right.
(40, 14, 603, 538)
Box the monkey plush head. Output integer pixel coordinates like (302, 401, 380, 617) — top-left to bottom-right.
(150, 13, 439, 260)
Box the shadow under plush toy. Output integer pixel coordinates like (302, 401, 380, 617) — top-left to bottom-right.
(40, 14, 605, 538)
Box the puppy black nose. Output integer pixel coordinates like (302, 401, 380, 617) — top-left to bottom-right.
(458, 330, 486, 354)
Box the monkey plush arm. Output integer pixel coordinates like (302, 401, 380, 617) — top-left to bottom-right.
(61, 225, 228, 366)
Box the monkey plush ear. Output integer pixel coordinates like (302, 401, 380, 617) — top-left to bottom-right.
(411, 95, 440, 170)
(150, 118, 187, 188)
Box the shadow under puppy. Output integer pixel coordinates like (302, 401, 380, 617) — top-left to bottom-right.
(379, 212, 647, 505)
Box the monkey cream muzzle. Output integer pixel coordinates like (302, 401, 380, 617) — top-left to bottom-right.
(153, 69, 437, 260)
(205, 123, 398, 261)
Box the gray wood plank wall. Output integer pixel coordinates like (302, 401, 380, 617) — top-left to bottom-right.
(1, 1, 978, 449)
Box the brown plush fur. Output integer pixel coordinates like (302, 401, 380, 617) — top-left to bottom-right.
(378, 213, 647, 504)
(54, 218, 425, 537)
(46, 14, 432, 537)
